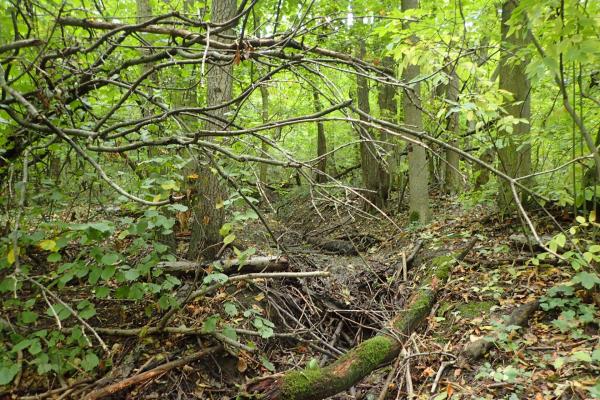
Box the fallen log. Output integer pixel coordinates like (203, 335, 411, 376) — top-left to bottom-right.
(156, 255, 288, 274)
(83, 345, 222, 400)
(247, 239, 476, 400)
(459, 300, 539, 364)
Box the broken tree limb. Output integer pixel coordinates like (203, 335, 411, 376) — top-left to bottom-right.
(247, 239, 476, 400)
(156, 255, 289, 274)
(83, 345, 222, 400)
(459, 300, 539, 364)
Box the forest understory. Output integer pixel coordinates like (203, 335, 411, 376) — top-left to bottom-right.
(3, 190, 598, 400)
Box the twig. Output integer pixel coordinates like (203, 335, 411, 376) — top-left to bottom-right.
(431, 361, 454, 394)
(83, 345, 222, 400)
(377, 354, 403, 400)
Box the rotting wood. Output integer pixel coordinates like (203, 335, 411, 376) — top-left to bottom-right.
(83, 345, 222, 400)
(459, 300, 539, 364)
(246, 239, 476, 400)
(156, 255, 288, 274)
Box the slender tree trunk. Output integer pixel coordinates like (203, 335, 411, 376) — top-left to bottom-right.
(312, 89, 328, 183)
(187, 0, 236, 260)
(497, 0, 532, 212)
(402, 0, 431, 223)
(377, 56, 398, 198)
(357, 40, 388, 210)
(259, 81, 270, 183)
(443, 68, 462, 194)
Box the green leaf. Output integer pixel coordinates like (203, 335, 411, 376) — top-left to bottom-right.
(219, 223, 232, 237)
(224, 302, 238, 317)
(221, 325, 238, 342)
(573, 271, 600, 290)
(571, 351, 592, 363)
(201, 315, 219, 333)
(554, 233, 566, 248)
(95, 286, 110, 298)
(0, 363, 20, 385)
(260, 355, 275, 372)
(553, 356, 565, 370)
(101, 266, 116, 280)
(203, 273, 228, 285)
(307, 358, 319, 369)
(47, 253, 62, 263)
(81, 352, 100, 371)
(20, 311, 38, 324)
(223, 234, 236, 245)
(123, 269, 140, 281)
(101, 253, 120, 266)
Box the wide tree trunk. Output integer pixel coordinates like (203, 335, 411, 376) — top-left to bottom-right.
(496, 0, 532, 213)
(402, 0, 431, 223)
(312, 89, 328, 183)
(187, 0, 236, 260)
(357, 40, 388, 210)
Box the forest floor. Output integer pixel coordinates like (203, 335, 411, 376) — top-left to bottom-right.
(7, 191, 600, 400)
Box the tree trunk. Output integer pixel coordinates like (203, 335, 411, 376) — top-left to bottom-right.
(312, 89, 328, 183)
(187, 0, 236, 260)
(402, 0, 431, 223)
(496, 0, 532, 213)
(443, 68, 462, 194)
(377, 56, 399, 197)
(357, 40, 388, 210)
(259, 81, 270, 183)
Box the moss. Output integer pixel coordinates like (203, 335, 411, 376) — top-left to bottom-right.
(456, 301, 495, 318)
(409, 211, 420, 223)
(280, 336, 396, 400)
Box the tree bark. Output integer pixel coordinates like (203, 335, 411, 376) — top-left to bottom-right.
(443, 67, 462, 194)
(259, 80, 270, 183)
(377, 56, 398, 197)
(357, 40, 388, 210)
(187, 0, 236, 260)
(312, 89, 328, 183)
(496, 0, 532, 213)
(402, 0, 431, 223)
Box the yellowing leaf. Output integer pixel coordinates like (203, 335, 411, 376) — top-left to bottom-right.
(7, 248, 17, 265)
(38, 239, 57, 252)
(589, 210, 596, 222)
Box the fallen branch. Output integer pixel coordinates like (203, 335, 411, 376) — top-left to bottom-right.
(156, 255, 288, 274)
(459, 300, 539, 364)
(83, 345, 222, 400)
(247, 239, 476, 400)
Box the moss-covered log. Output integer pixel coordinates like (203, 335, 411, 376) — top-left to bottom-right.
(248, 241, 475, 400)
(459, 300, 539, 364)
